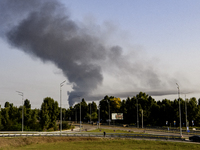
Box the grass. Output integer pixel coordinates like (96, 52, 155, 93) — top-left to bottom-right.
(0, 137, 199, 150)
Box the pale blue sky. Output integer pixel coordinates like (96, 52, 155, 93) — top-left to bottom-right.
(1, 0, 200, 108)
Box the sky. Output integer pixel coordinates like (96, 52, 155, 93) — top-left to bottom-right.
(1, 0, 200, 108)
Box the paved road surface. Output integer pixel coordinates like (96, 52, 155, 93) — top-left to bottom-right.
(79, 123, 193, 139)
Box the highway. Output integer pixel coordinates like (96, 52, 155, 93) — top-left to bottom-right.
(0, 123, 198, 143)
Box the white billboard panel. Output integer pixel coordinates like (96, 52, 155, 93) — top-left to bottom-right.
(112, 113, 123, 120)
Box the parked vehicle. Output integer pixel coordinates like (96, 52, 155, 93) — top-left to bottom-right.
(189, 135, 200, 142)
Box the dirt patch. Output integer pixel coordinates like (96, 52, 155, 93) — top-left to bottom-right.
(0, 137, 101, 149)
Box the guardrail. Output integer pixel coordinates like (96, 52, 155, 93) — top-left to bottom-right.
(0, 132, 184, 141)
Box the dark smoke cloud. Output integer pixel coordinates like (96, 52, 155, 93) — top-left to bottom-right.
(0, 0, 175, 105)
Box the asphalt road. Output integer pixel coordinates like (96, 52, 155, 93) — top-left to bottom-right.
(0, 123, 198, 144)
(79, 123, 193, 139)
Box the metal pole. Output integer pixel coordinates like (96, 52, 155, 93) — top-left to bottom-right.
(176, 83, 182, 137)
(16, 91, 23, 132)
(60, 85, 62, 133)
(80, 97, 81, 132)
(185, 95, 187, 129)
(22, 94, 23, 132)
(90, 103, 91, 123)
(60, 80, 66, 134)
(137, 98, 139, 128)
(99, 104, 100, 129)
(142, 109, 143, 128)
(108, 101, 110, 126)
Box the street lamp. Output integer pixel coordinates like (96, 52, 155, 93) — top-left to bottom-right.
(75, 109, 77, 123)
(176, 83, 182, 137)
(185, 95, 188, 129)
(98, 104, 101, 129)
(60, 80, 66, 134)
(141, 109, 143, 128)
(16, 91, 24, 132)
(90, 103, 91, 123)
(137, 98, 139, 128)
(73, 95, 81, 131)
(79, 96, 81, 132)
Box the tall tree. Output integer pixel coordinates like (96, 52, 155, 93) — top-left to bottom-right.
(24, 99, 31, 109)
(80, 98, 88, 122)
(4, 102, 10, 108)
(40, 102, 50, 130)
(40, 97, 59, 130)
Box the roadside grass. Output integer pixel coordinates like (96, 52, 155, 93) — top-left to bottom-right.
(1, 137, 199, 150)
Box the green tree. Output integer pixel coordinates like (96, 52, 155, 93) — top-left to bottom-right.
(1, 107, 9, 130)
(120, 99, 127, 123)
(29, 109, 40, 130)
(40, 102, 50, 130)
(188, 97, 198, 126)
(80, 99, 88, 122)
(40, 97, 59, 130)
(24, 99, 31, 109)
(4, 102, 10, 108)
(99, 96, 109, 123)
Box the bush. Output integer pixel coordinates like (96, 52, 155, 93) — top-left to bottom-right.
(7, 123, 22, 131)
(60, 121, 71, 130)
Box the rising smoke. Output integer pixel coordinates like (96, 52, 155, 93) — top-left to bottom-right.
(0, 0, 175, 105)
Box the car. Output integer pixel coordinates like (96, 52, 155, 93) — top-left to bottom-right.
(189, 135, 200, 142)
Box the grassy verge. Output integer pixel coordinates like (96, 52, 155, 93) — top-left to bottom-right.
(0, 137, 199, 150)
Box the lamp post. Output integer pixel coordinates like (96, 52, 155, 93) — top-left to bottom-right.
(176, 83, 182, 137)
(74, 95, 81, 131)
(90, 103, 91, 123)
(185, 95, 188, 129)
(137, 98, 139, 128)
(79, 96, 81, 132)
(60, 80, 66, 134)
(141, 109, 143, 128)
(16, 91, 24, 132)
(98, 104, 101, 129)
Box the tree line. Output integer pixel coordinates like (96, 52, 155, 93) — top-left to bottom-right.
(0, 97, 71, 131)
(1, 92, 200, 131)
(68, 92, 200, 127)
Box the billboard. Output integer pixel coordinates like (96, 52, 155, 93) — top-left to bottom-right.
(112, 113, 123, 120)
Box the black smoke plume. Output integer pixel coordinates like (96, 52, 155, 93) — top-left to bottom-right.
(0, 0, 174, 105)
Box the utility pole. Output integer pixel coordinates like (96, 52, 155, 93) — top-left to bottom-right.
(90, 103, 91, 123)
(16, 91, 24, 132)
(185, 95, 187, 129)
(176, 83, 182, 137)
(98, 104, 100, 129)
(142, 109, 143, 128)
(60, 80, 66, 134)
(74, 95, 81, 131)
(137, 98, 139, 128)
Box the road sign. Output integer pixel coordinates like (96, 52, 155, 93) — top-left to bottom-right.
(187, 127, 190, 132)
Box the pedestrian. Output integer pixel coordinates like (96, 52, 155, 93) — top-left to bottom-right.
(103, 131, 106, 137)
